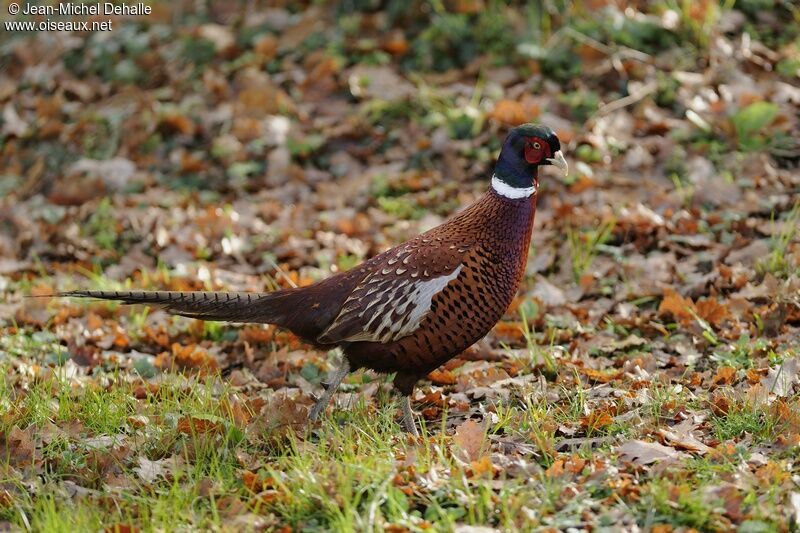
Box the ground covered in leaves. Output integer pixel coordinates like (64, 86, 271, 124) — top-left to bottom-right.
(2, 1, 800, 531)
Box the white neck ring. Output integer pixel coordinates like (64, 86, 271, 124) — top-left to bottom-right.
(491, 174, 536, 199)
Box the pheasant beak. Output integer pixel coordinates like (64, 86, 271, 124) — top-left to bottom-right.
(546, 151, 568, 177)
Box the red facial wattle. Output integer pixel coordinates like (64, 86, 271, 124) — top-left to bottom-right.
(523, 144, 538, 164)
(524, 137, 552, 164)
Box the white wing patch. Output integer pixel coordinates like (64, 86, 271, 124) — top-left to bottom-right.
(318, 265, 462, 344)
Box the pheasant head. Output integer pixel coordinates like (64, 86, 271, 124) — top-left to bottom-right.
(492, 123, 568, 199)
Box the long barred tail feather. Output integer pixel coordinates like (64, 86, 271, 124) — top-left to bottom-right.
(60, 290, 289, 324)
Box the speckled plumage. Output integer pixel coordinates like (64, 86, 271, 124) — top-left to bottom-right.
(64, 123, 566, 434)
(342, 188, 537, 392)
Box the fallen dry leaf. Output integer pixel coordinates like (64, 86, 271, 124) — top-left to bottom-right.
(133, 455, 183, 484)
(695, 298, 731, 326)
(580, 410, 614, 430)
(348, 65, 414, 101)
(134, 456, 166, 484)
(177, 416, 224, 435)
(467, 455, 495, 478)
(249, 392, 312, 435)
(427, 368, 457, 385)
(656, 418, 713, 454)
(156, 343, 220, 374)
(491, 100, 527, 126)
(659, 288, 696, 325)
(711, 366, 737, 387)
(577, 367, 624, 383)
(617, 440, 687, 465)
(761, 357, 799, 397)
(1, 426, 36, 465)
(453, 419, 489, 463)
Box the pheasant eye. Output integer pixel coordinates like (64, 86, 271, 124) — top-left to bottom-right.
(532, 141, 541, 150)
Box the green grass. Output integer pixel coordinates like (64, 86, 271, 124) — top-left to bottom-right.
(638, 478, 724, 530)
(567, 218, 616, 283)
(3, 328, 799, 530)
(0, 367, 557, 530)
(0, 369, 251, 530)
(709, 395, 786, 443)
(758, 201, 800, 278)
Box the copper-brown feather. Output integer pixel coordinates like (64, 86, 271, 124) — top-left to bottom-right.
(345, 188, 536, 392)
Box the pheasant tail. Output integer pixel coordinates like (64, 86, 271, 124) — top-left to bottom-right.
(61, 290, 294, 324)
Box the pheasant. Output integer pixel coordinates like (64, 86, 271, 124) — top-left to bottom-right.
(63, 123, 567, 435)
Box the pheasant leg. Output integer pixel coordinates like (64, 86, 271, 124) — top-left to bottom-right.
(309, 358, 350, 422)
(401, 394, 419, 437)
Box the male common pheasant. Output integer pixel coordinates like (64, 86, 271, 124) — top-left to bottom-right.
(63, 123, 567, 435)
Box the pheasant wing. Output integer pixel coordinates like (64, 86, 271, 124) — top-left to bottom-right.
(317, 237, 469, 344)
